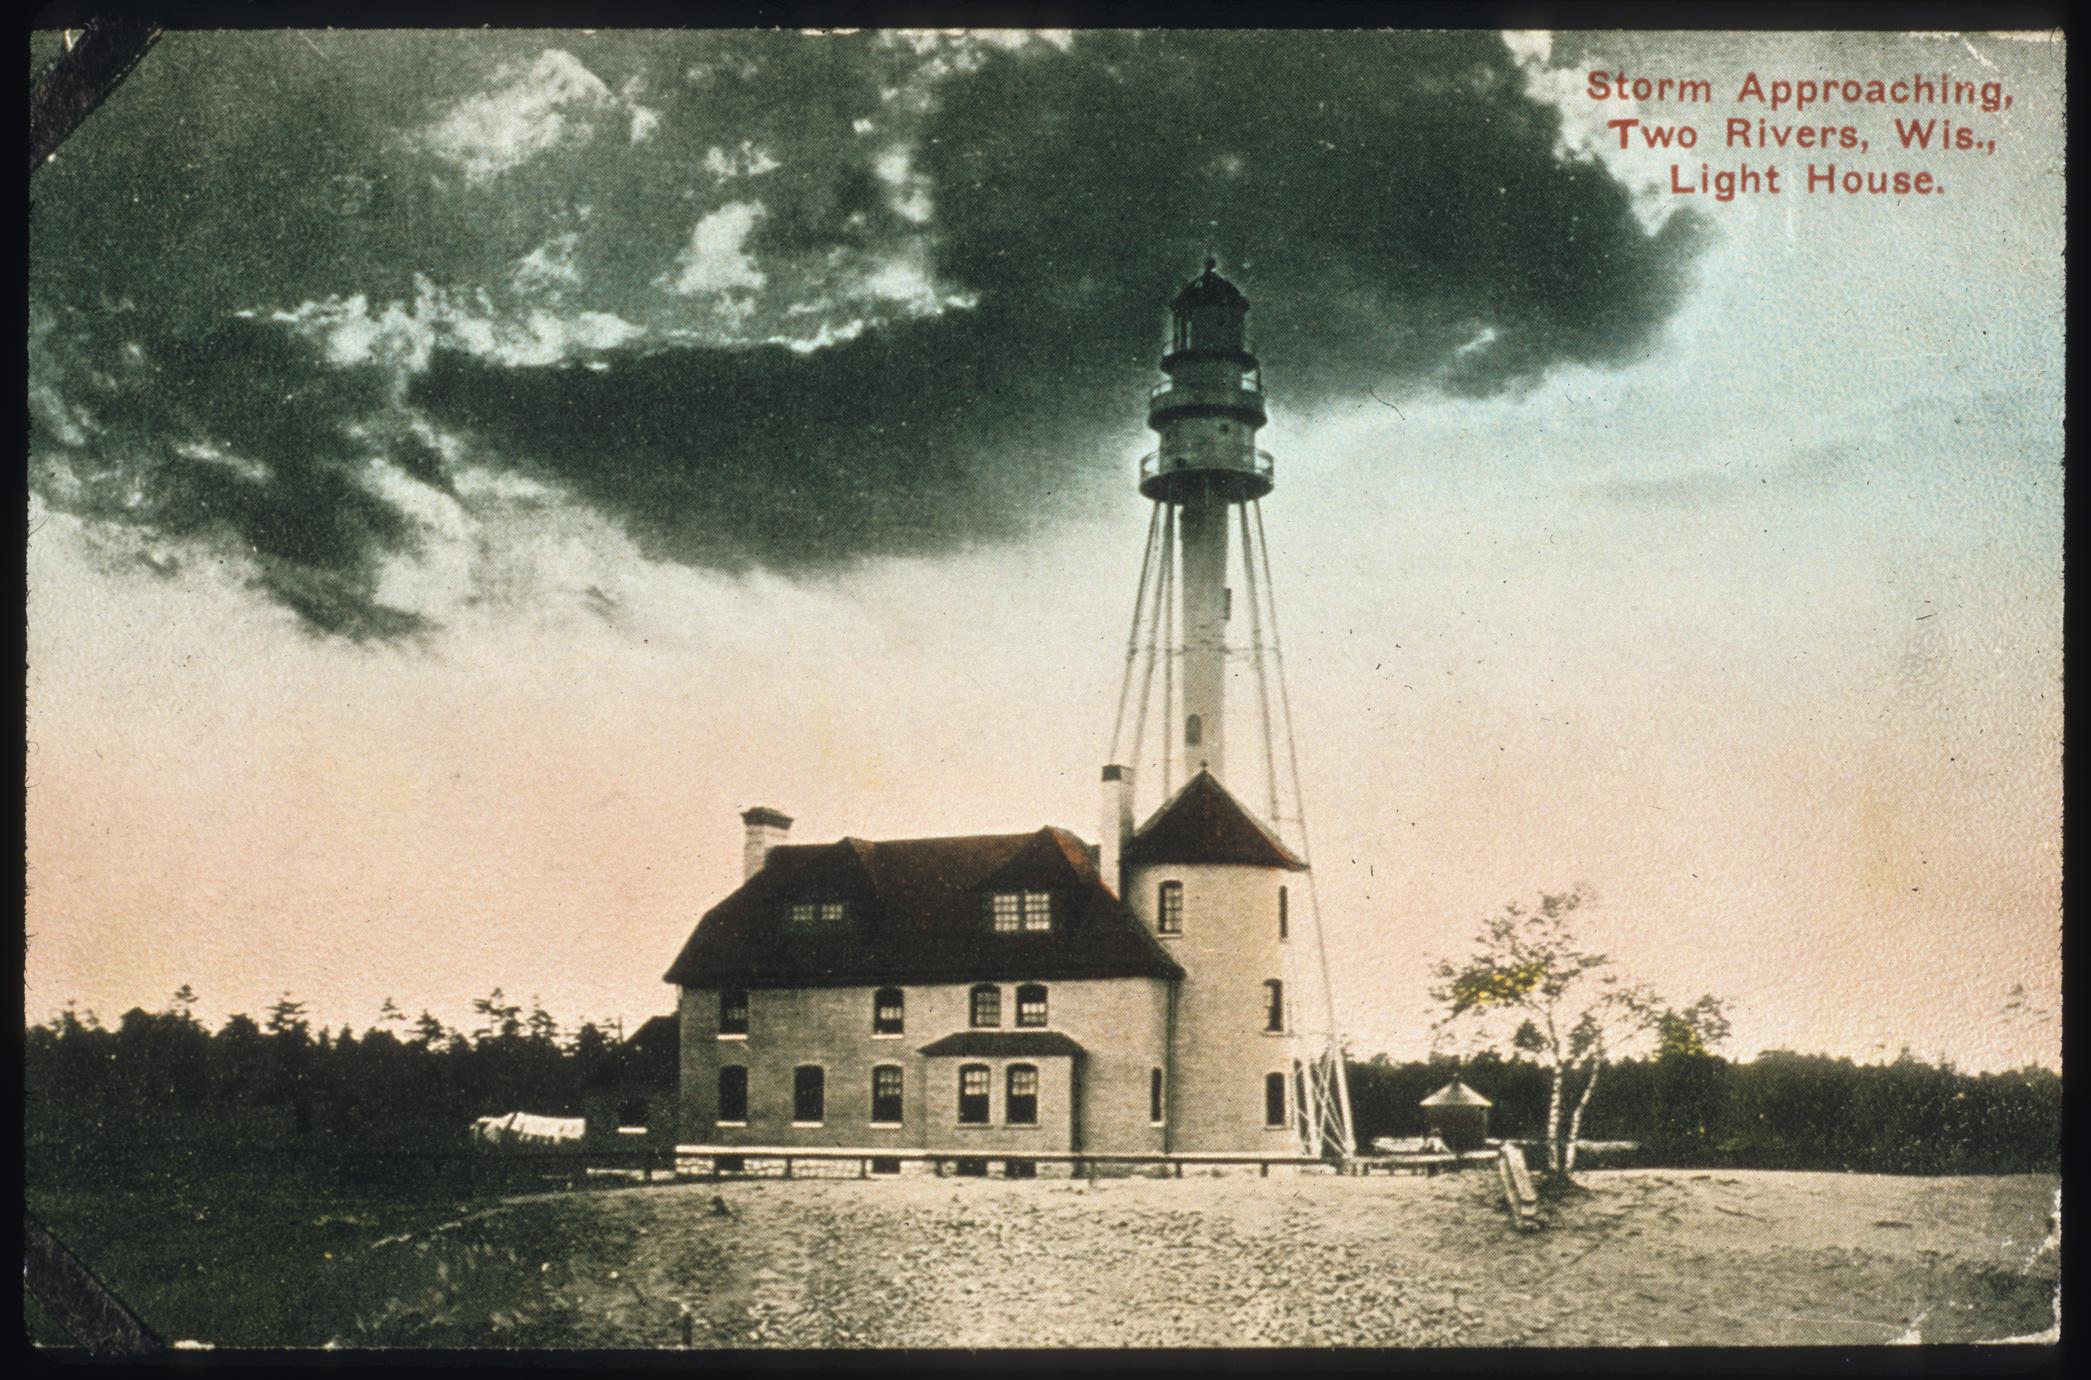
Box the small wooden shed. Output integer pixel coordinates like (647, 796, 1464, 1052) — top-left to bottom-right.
(1420, 1078, 1494, 1152)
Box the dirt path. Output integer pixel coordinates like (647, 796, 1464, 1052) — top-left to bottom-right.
(338, 1169, 2059, 1349)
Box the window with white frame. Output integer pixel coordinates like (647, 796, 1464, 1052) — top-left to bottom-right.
(871, 1064, 904, 1124)
(873, 986, 904, 1035)
(717, 1066, 748, 1124)
(1015, 983, 1048, 1028)
(1006, 1064, 1040, 1126)
(986, 890, 1053, 933)
(958, 1064, 991, 1124)
(969, 983, 1001, 1028)
(719, 989, 749, 1036)
(793, 1065, 825, 1124)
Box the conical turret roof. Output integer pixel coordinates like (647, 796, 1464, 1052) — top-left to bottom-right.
(1122, 770, 1307, 871)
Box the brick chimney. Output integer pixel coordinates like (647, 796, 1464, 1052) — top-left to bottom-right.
(1099, 765, 1134, 897)
(740, 806, 793, 880)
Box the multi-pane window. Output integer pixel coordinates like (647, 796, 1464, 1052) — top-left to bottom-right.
(820, 901, 845, 922)
(719, 989, 749, 1036)
(1278, 886, 1289, 940)
(871, 1065, 904, 1124)
(873, 986, 904, 1035)
(788, 900, 847, 924)
(1006, 1065, 1040, 1126)
(793, 1065, 825, 1124)
(717, 1066, 748, 1124)
(1150, 1067, 1165, 1124)
(1265, 1071, 1288, 1128)
(969, 984, 1001, 1028)
(1264, 979, 1286, 1033)
(958, 1064, 991, 1124)
(1015, 984, 1048, 1028)
(1158, 881, 1184, 935)
(986, 891, 1053, 933)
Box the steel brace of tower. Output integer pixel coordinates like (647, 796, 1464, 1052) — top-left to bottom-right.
(1106, 259, 1357, 1164)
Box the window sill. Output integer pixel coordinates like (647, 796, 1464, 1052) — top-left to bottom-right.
(868, 1121, 904, 1130)
(1014, 1023, 1049, 1031)
(716, 1033, 748, 1041)
(871, 1032, 904, 1039)
(790, 1121, 825, 1129)
(715, 1120, 748, 1129)
(1262, 1029, 1290, 1037)
(1157, 932, 1182, 940)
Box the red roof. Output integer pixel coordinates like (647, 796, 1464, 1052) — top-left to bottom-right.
(1122, 770, 1308, 872)
(664, 826, 1183, 989)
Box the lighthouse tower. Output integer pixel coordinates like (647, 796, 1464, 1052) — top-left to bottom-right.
(1101, 261, 1356, 1162)
(1141, 258, 1270, 784)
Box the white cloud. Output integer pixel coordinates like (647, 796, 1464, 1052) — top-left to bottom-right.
(418, 49, 620, 183)
(702, 142, 782, 179)
(270, 278, 644, 372)
(661, 201, 768, 295)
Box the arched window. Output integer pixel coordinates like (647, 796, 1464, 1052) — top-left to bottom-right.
(968, 983, 1001, 1028)
(792, 1065, 825, 1125)
(1185, 713, 1203, 747)
(1149, 1067, 1165, 1125)
(1278, 886, 1289, 940)
(717, 1066, 748, 1125)
(1006, 1065, 1040, 1126)
(958, 1064, 991, 1124)
(1264, 979, 1285, 1033)
(1158, 881, 1184, 935)
(871, 1064, 904, 1125)
(1016, 984, 1048, 1028)
(718, 989, 749, 1036)
(1264, 1071, 1288, 1128)
(873, 987, 904, 1035)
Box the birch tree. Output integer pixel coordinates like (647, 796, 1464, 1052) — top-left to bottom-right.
(1430, 886, 1726, 1182)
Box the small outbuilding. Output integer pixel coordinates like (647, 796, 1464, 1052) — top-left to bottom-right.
(1419, 1078, 1493, 1152)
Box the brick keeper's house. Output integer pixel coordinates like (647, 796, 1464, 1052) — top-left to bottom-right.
(665, 770, 1310, 1170)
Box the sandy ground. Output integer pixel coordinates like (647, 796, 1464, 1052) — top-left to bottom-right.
(336, 1168, 2059, 1349)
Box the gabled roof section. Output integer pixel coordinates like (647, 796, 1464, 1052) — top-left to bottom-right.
(1122, 770, 1309, 872)
(665, 826, 1183, 989)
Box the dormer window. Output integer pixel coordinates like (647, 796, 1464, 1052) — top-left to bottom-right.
(788, 899, 847, 924)
(985, 890, 1053, 934)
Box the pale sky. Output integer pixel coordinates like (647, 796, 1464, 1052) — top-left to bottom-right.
(26, 30, 2062, 1069)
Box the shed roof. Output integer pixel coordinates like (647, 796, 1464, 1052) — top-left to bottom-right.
(1421, 1078, 1494, 1108)
(664, 826, 1182, 988)
(917, 1031, 1087, 1059)
(1122, 770, 1309, 872)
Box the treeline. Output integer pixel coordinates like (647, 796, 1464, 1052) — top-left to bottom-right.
(22, 990, 667, 1160)
(1347, 1048, 2062, 1176)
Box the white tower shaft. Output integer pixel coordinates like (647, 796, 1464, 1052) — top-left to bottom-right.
(1177, 488, 1229, 782)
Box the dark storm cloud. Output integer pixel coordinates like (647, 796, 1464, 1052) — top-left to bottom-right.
(30, 307, 434, 640)
(31, 29, 1705, 637)
(914, 31, 1705, 402)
